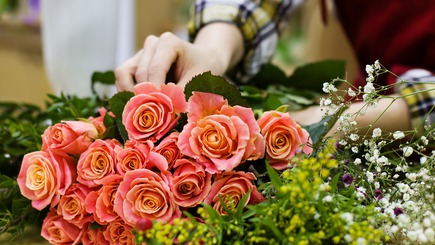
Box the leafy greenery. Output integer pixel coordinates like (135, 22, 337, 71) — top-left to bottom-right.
(0, 92, 107, 238)
(185, 71, 250, 107)
(139, 148, 385, 245)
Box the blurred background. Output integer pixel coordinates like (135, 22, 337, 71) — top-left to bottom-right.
(0, 0, 357, 108)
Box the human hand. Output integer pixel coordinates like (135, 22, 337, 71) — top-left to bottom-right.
(115, 23, 244, 91)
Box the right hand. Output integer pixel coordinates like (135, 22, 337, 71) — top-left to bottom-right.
(115, 23, 245, 91)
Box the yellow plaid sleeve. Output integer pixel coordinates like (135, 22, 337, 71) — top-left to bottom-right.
(188, 0, 302, 82)
(395, 70, 435, 135)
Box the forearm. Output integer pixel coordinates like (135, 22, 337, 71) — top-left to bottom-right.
(329, 95, 412, 138)
(193, 22, 244, 75)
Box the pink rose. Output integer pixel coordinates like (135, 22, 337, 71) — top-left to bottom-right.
(154, 132, 182, 170)
(103, 219, 135, 245)
(257, 110, 312, 170)
(77, 139, 122, 187)
(57, 183, 94, 228)
(88, 107, 114, 135)
(116, 140, 154, 174)
(41, 208, 81, 244)
(17, 150, 75, 210)
(171, 158, 212, 207)
(114, 169, 181, 226)
(204, 171, 264, 215)
(178, 92, 265, 173)
(85, 174, 122, 225)
(122, 82, 187, 143)
(41, 120, 98, 157)
(81, 223, 109, 245)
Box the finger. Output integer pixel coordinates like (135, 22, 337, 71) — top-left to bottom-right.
(135, 35, 159, 84)
(147, 32, 181, 86)
(115, 50, 143, 92)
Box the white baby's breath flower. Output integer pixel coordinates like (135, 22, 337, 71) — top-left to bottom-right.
(390, 225, 399, 233)
(364, 82, 375, 93)
(423, 218, 432, 228)
(393, 131, 405, 139)
(372, 128, 382, 138)
(347, 88, 356, 97)
(425, 228, 434, 241)
(322, 82, 337, 93)
(407, 231, 418, 241)
(403, 146, 414, 157)
(341, 212, 354, 224)
(366, 64, 374, 75)
(351, 146, 359, 153)
(344, 234, 352, 243)
(322, 195, 333, 203)
(366, 75, 375, 83)
(421, 136, 429, 145)
(339, 139, 348, 146)
(376, 156, 389, 165)
(374, 182, 380, 189)
(397, 183, 409, 193)
(320, 98, 332, 106)
(420, 156, 428, 165)
(354, 158, 362, 165)
(406, 173, 417, 181)
(349, 134, 359, 141)
(393, 174, 400, 179)
(374, 60, 381, 70)
(366, 171, 374, 182)
(403, 193, 411, 202)
(356, 237, 367, 245)
(356, 192, 366, 201)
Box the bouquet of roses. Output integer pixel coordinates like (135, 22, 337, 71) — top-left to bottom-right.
(16, 72, 312, 244)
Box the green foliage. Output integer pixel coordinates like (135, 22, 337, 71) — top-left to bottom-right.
(286, 60, 345, 92)
(91, 70, 116, 94)
(184, 71, 249, 107)
(139, 147, 385, 245)
(107, 91, 134, 143)
(0, 93, 107, 239)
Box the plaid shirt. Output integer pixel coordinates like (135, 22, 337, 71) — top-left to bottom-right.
(188, 0, 435, 134)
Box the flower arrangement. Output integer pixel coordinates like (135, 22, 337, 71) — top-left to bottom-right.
(0, 60, 434, 244)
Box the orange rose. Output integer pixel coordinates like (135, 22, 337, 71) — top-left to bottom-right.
(85, 174, 122, 225)
(171, 158, 212, 207)
(41, 208, 81, 244)
(17, 150, 75, 210)
(154, 132, 182, 170)
(77, 139, 122, 187)
(257, 110, 312, 170)
(57, 183, 94, 228)
(116, 140, 154, 174)
(41, 120, 98, 157)
(102, 219, 135, 245)
(204, 171, 264, 215)
(114, 169, 180, 226)
(81, 223, 109, 245)
(178, 92, 264, 174)
(122, 82, 187, 143)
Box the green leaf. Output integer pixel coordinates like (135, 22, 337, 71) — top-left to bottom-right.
(184, 71, 249, 107)
(248, 63, 288, 89)
(235, 190, 252, 217)
(108, 91, 134, 119)
(329, 174, 340, 193)
(107, 92, 133, 143)
(302, 115, 333, 148)
(265, 161, 282, 189)
(91, 71, 116, 94)
(286, 60, 345, 92)
(116, 119, 129, 143)
(265, 94, 283, 111)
